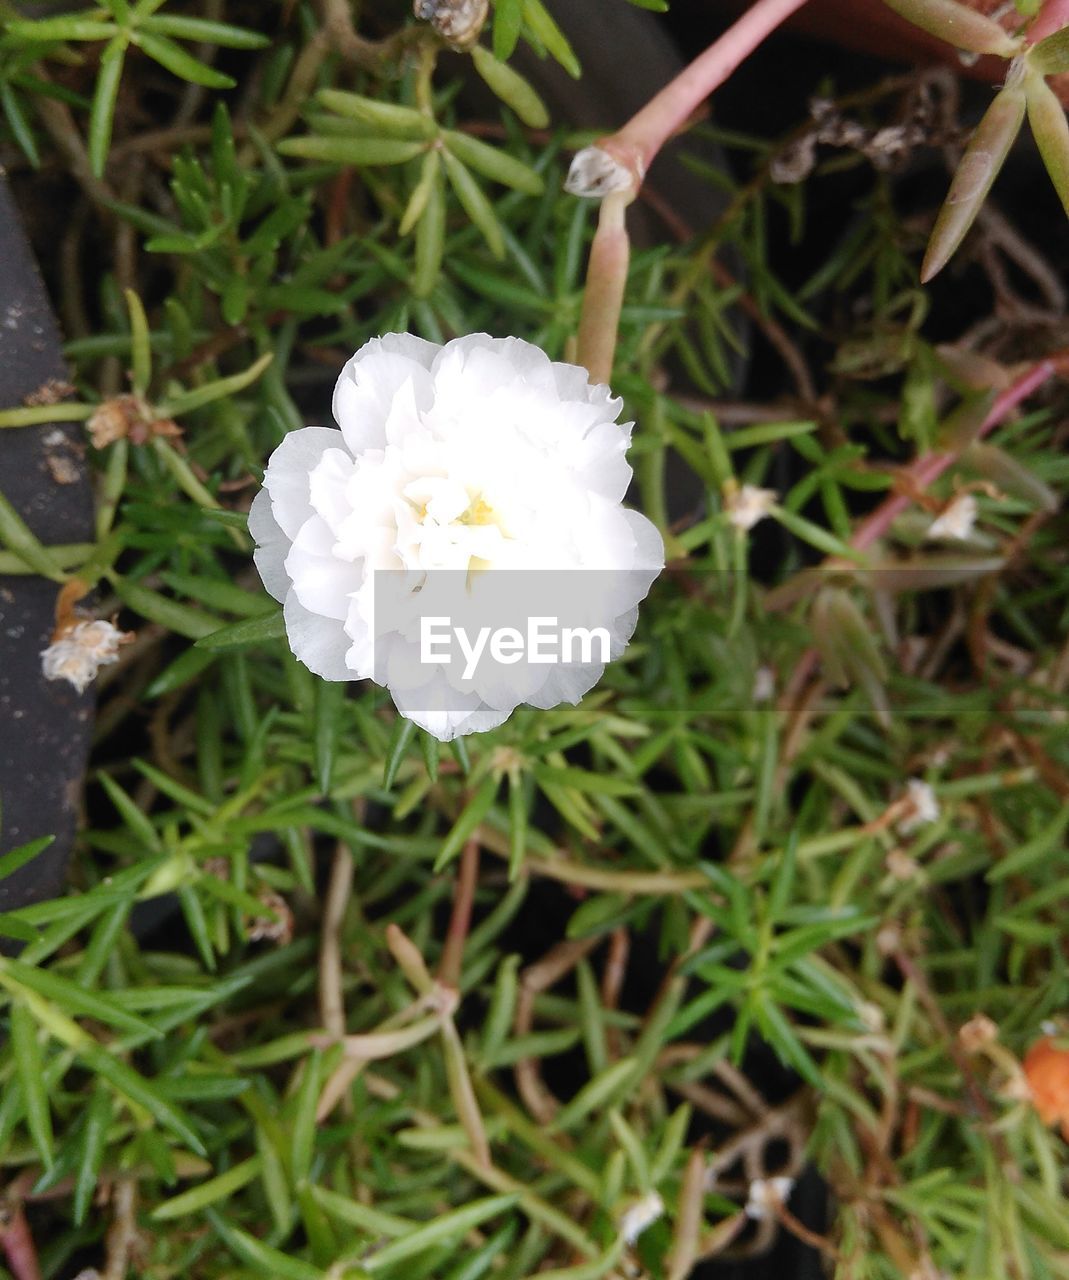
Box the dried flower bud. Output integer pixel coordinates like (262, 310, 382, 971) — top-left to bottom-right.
(618, 1191, 664, 1245)
(926, 493, 978, 541)
(41, 618, 134, 694)
(413, 0, 488, 48)
(87, 396, 141, 448)
(724, 483, 777, 531)
(959, 1013, 999, 1053)
(858, 1001, 886, 1033)
(753, 665, 776, 703)
(23, 378, 75, 408)
(744, 1176, 794, 1220)
(876, 922, 902, 956)
(886, 848, 921, 881)
(86, 394, 180, 448)
(770, 134, 818, 185)
(564, 146, 636, 199)
(247, 888, 294, 946)
(896, 779, 940, 834)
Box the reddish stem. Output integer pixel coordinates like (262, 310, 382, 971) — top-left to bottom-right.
(576, 193, 631, 385)
(850, 359, 1055, 551)
(438, 837, 480, 990)
(0, 1206, 42, 1280)
(602, 0, 812, 180)
(575, 0, 812, 382)
(777, 355, 1058, 696)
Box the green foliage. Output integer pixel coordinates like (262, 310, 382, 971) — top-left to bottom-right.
(0, 3, 1068, 1279)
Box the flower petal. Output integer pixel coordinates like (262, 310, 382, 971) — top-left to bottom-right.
(286, 514, 364, 621)
(264, 426, 347, 539)
(283, 590, 353, 680)
(333, 334, 437, 454)
(249, 488, 291, 603)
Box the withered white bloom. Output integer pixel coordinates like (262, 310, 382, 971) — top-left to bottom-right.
(564, 146, 636, 198)
(725, 483, 778, 532)
(618, 1191, 664, 1245)
(41, 619, 131, 694)
(752, 665, 775, 703)
(744, 1176, 794, 1220)
(250, 333, 664, 741)
(926, 492, 978, 542)
(897, 778, 940, 834)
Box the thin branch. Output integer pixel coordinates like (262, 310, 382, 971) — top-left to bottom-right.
(571, 0, 811, 382)
(438, 837, 480, 990)
(319, 841, 354, 1038)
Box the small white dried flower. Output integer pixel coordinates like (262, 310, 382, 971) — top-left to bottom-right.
(413, 0, 487, 47)
(744, 1176, 794, 1220)
(875, 922, 902, 956)
(897, 778, 940, 834)
(959, 1013, 998, 1053)
(752, 665, 775, 703)
(926, 493, 978, 542)
(246, 888, 294, 946)
(564, 146, 635, 198)
(725, 484, 777, 532)
(885, 848, 920, 882)
(618, 1191, 664, 1245)
(41, 619, 132, 694)
(858, 1001, 886, 1033)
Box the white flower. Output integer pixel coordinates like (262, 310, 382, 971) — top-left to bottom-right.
(897, 778, 940, 834)
(725, 483, 778, 531)
(250, 333, 664, 741)
(41, 619, 131, 694)
(926, 493, 978, 542)
(618, 1191, 664, 1245)
(744, 1176, 794, 1220)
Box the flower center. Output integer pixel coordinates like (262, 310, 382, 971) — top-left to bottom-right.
(457, 494, 497, 527)
(396, 477, 511, 572)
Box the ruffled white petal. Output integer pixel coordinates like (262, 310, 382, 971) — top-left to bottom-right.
(286, 514, 364, 621)
(264, 426, 346, 539)
(283, 591, 352, 680)
(248, 489, 290, 603)
(333, 333, 437, 455)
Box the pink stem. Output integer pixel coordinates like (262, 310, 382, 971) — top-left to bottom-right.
(776, 357, 1057, 700)
(603, 0, 812, 179)
(576, 0, 810, 382)
(576, 193, 631, 384)
(438, 837, 480, 990)
(850, 359, 1055, 551)
(0, 1207, 42, 1280)
(1028, 0, 1069, 43)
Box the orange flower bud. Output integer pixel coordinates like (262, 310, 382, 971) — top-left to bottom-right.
(1023, 1037, 1069, 1139)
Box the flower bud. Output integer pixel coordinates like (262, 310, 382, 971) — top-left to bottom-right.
(413, 0, 488, 48)
(564, 146, 635, 199)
